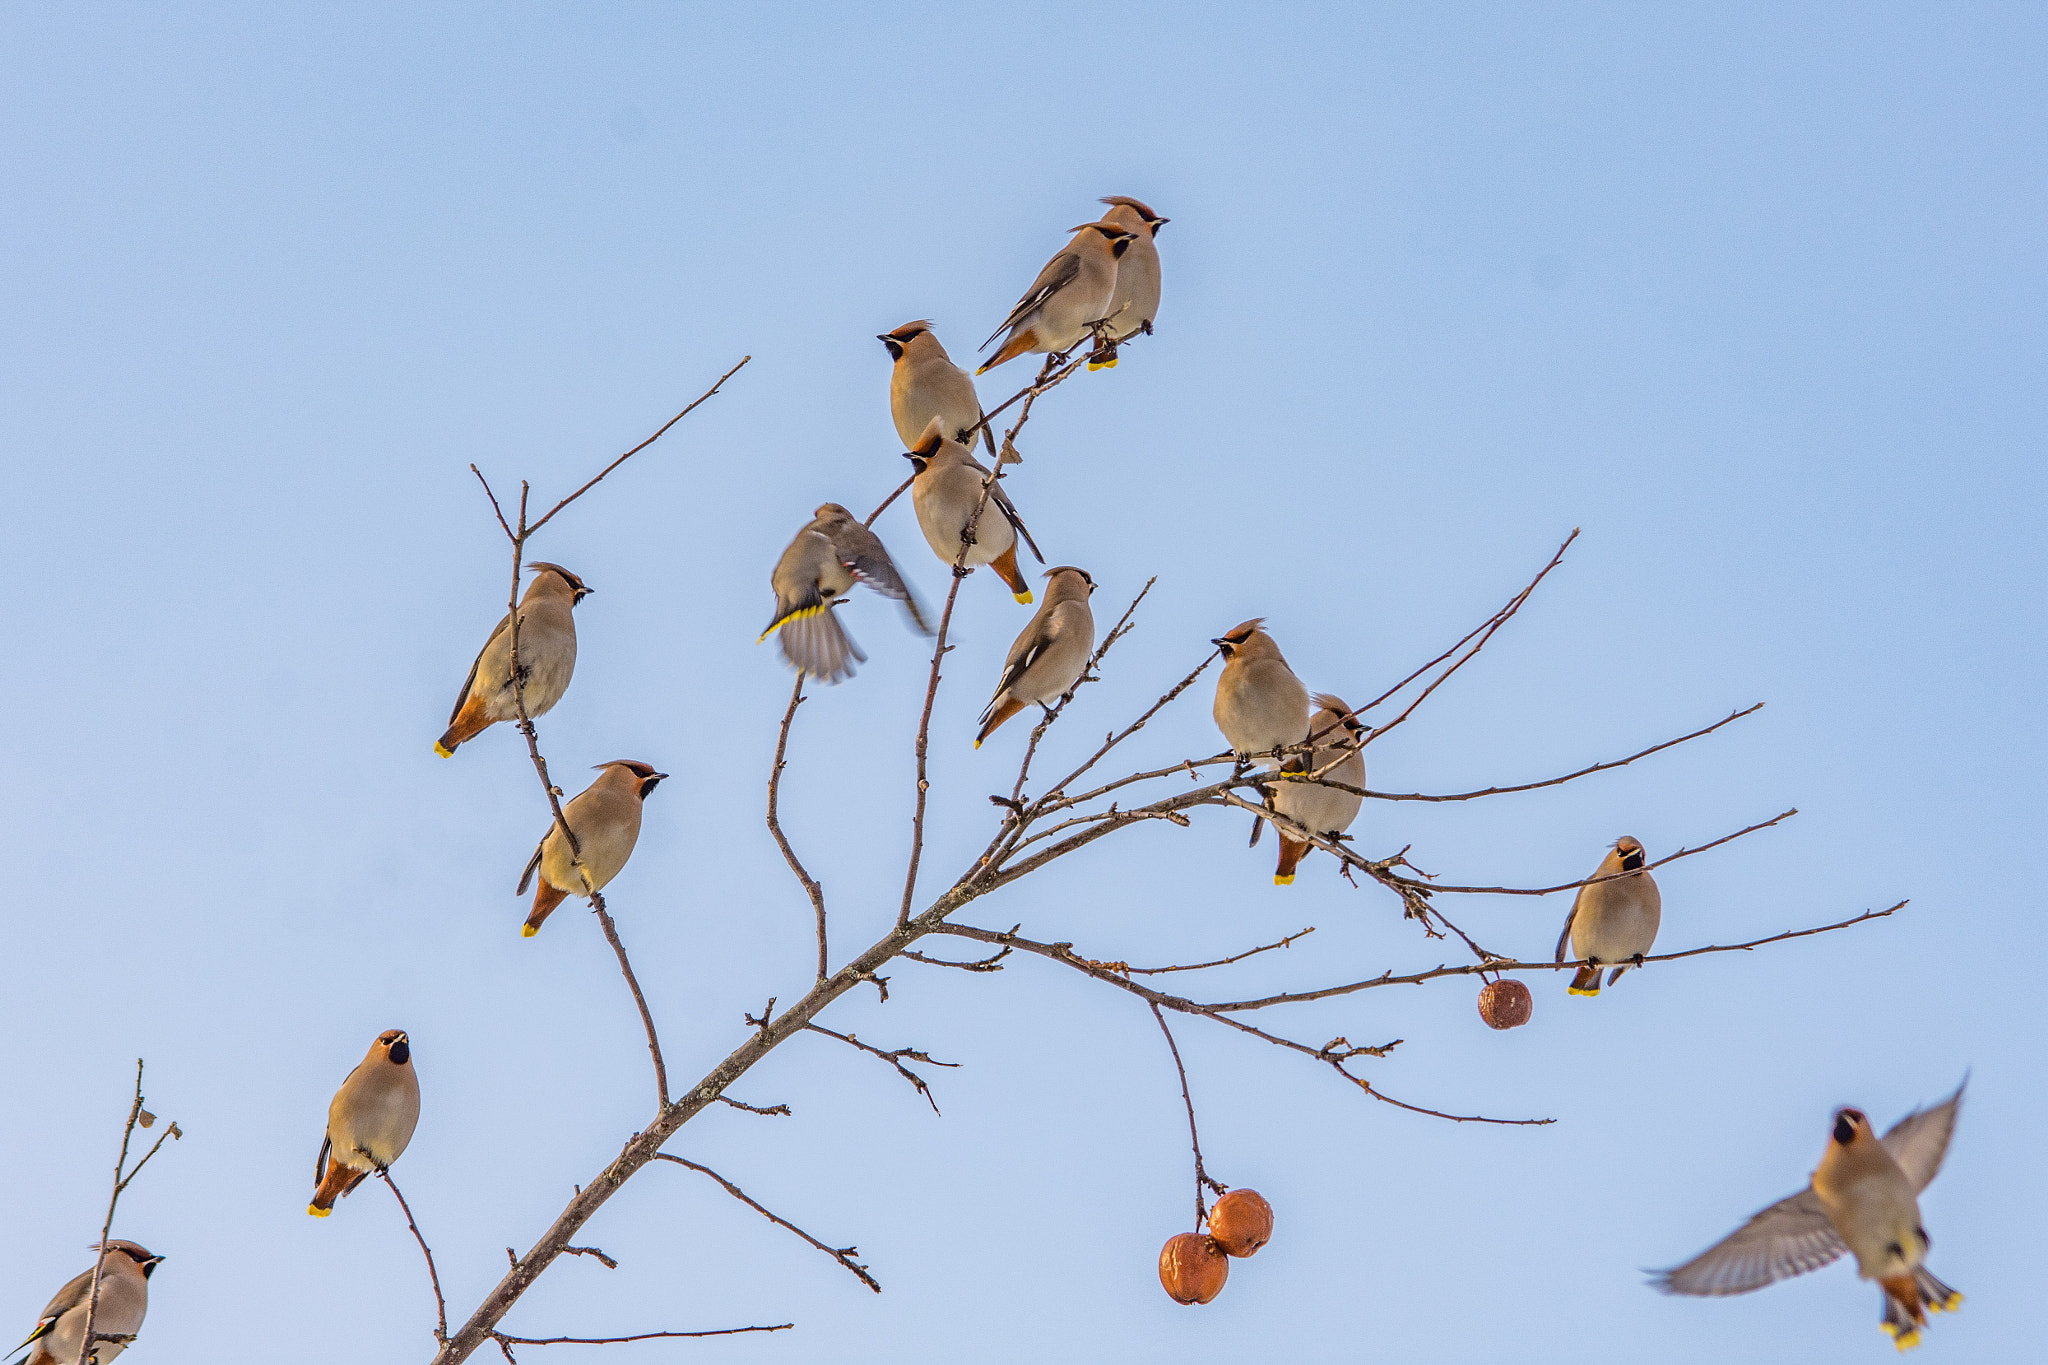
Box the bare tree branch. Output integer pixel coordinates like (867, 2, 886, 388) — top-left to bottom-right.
(767, 675, 828, 981)
(655, 1155, 882, 1292)
(802, 1023, 957, 1115)
(79, 1061, 181, 1364)
(381, 1170, 449, 1346)
(1148, 1002, 1224, 1231)
(493, 1324, 792, 1350)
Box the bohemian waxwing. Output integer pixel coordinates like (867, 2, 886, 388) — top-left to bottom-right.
(760, 503, 929, 684)
(904, 419, 1044, 603)
(977, 567, 1096, 747)
(979, 220, 1137, 374)
(1656, 1082, 1966, 1350)
(879, 321, 996, 457)
(1270, 693, 1365, 884)
(1211, 620, 1311, 769)
(13, 1241, 161, 1365)
(1097, 196, 1167, 350)
(517, 760, 667, 936)
(309, 1030, 419, 1216)
(436, 563, 590, 756)
(1554, 836, 1662, 995)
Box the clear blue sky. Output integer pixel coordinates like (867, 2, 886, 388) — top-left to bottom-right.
(3, 5, 2042, 1361)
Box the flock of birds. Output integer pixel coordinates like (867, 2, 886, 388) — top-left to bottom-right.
(10, 197, 1967, 1361)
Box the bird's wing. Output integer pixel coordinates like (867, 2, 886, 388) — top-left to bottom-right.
(983, 250, 1081, 348)
(314, 1133, 333, 1184)
(989, 479, 1045, 563)
(516, 841, 545, 895)
(832, 524, 931, 634)
(987, 620, 1055, 715)
(450, 612, 511, 724)
(1882, 1079, 1965, 1194)
(21, 1267, 94, 1348)
(1554, 899, 1579, 963)
(1651, 1188, 1847, 1297)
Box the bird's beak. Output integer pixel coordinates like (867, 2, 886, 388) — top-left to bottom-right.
(1209, 637, 1228, 646)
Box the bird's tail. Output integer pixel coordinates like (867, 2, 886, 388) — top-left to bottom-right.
(991, 545, 1033, 603)
(308, 1159, 361, 1217)
(1274, 836, 1310, 886)
(978, 327, 1037, 374)
(436, 693, 494, 756)
(1567, 965, 1604, 996)
(1880, 1267, 1962, 1350)
(524, 881, 571, 938)
(976, 696, 1026, 748)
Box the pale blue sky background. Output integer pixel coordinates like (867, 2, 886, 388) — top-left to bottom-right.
(3, 4, 2043, 1362)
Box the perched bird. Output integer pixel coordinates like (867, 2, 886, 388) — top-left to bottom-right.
(977, 567, 1097, 747)
(905, 420, 1044, 603)
(760, 503, 930, 683)
(1097, 196, 1167, 348)
(309, 1029, 419, 1217)
(517, 760, 667, 936)
(1211, 619, 1310, 769)
(1655, 1082, 1967, 1350)
(880, 321, 996, 456)
(1553, 836, 1662, 995)
(1270, 693, 1365, 885)
(12, 1241, 162, 1365)
(436, 562, 590, 757)
(979, 219, 1138, 374)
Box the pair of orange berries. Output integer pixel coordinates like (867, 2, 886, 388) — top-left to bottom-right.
(1158, 1189, 1274, 1305)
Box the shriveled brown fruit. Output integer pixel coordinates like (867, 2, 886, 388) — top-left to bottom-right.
(1207, 1188, 1274, 1257)
(1158, 1232, 1229, 1304)
(1477, 978, 1533, 1030)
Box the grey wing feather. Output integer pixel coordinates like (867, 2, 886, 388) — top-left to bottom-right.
(1652, 1188, 1847, 1297)
(983, 251, 1081, 348)
(451, 612, 511, 725)
(831, 524, 931, 634)
(516, 841, 544, 895)
(315, 1132, 333, 1185)
(1554, 903, 1578, 962)
(1881, 1079, 1965, 1193)
(990, 480, 1045, 563)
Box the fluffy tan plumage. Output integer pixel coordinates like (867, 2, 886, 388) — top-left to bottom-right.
(308, 1030, 419, 1217)
(14, 1241, 161, 1365)
(1270, 693, 1364, 885)
(1554, 836, 1662, 995)
(1097, 196, 1166, 347)
(1656, 1083, 1965, 1350)
(436, 563, 590, 756)
(905, 420, 1043, 603)
(1211, 619, 1310, 768)
(979, 220, 1137, 374)
(517, 761, 667, 936)
(880, 321, 995, 456)
(977, 567, 1096, 747)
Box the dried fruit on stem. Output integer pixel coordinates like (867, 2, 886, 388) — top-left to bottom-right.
(1207, 1188, 1273, 1257)
(1159, 1232, 1229, 1305)
(1477, 978, 1533, 1030)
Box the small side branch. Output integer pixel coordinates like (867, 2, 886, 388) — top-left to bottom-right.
(655, 1154, 882, 1293)
(589, 891, 669, 1109)
(717, 1095, 794, 1117)
(767, 676, 829, 981)
(493, 1325, 793, 1351)
(802, 1023, 957, 1115)
(1148, 1002, 1224, 1230)
(381, 1170, 449, 1346)
(79, 1061, 182, 1363)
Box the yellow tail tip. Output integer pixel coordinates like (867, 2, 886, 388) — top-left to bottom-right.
(307, 1204, 331, 1218)
(1273, 874, 1295, 886)
(521, 924, 539, 938)
(973, 740, 982, 750)
(1013, 590, 1034, 604)
(1087, 358, 1118, 371)
(1888, 1327, 1921, 1352)
(1933, 1293, 1963, 1314)
(975, 362, 994, 375)
(1568, 986, 1601, 997)
(433, 741, 454, 758)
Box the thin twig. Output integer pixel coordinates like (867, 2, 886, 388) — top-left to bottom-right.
(802, 1023, 957, 1114)
(717, 1094, 794, 1117)
(767, 675, 828, 981)
(561, 1245, 618, 1269)
(1126, 927, 1316, 975)
(903, 946, 1012, 971)
(655, 1155, 882, 1292)
(525, 356, 750, 536)
(1148, 1003, 1223, 1230)
(493, 1326, 793, 1347)
(589, 892, 669, 1109)
(1399, 810, 1798, 896)
(77, 1061, 147, 1365)
(381, 1170, 449, 1345)
(895, 556, 966, 928)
